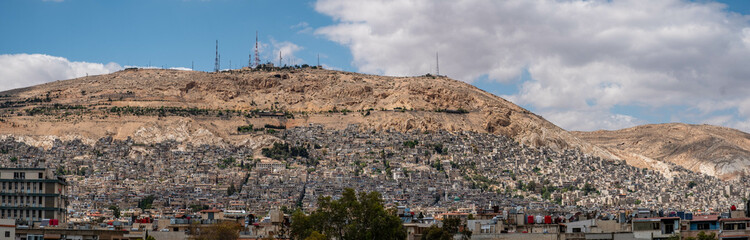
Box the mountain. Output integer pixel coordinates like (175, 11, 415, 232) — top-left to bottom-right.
(2, 67, 749, 181)
(0, 67, 611, 158)
(573, 123, 750, 180)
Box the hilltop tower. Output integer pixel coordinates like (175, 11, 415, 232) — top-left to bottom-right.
(254, 31, 261, 68)
(214, 40, 220, 72)
(436, 52, 440, 76)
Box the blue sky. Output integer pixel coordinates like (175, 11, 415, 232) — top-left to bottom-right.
(0, 0, 355, 71)
(1, 0, 750, 132)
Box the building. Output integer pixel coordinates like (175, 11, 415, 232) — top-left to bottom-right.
(0, 168, 67, 224)
(719, 217, 750, 240)
(684, 215, 720, 239)
(632, 217, 680, 240)
(15, 228, 127, 240)
(0, 219, 14, 240)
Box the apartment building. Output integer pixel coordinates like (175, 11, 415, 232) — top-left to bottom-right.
(0, 168, 67, 224)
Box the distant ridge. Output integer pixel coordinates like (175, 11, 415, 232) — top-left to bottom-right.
(574, 123, 750, 180)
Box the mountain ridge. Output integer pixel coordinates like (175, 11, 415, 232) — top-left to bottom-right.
(1, 67, 748, 180)
(573, 123, 750, 180)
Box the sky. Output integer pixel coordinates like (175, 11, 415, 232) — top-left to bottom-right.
(1, 0, 750, 132)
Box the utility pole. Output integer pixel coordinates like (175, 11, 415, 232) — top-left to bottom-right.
(317, 54, 320, 67)
(279, 50, 282, 67)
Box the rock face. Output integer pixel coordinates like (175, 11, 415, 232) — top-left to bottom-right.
(0, 68, 610, 158)
(573, 123, 750, 180)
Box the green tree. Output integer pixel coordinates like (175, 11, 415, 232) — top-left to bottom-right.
(442, 218, 472, 240)
(305, 231, 327, 240)
(421, 218, 471, 240)
(583, 183, 597, 195)
(694, 231, 717, 240)
(666, 234, 681, 240)
(138, 195, 155, 209)
(421, 225, 451, 240)
(109, 205, 121, 218)
(526, 181, 537, 192)
(291, 188, 406, 240)
(516, 180, 525, 190)
(195, 221, 242, 240)
(227, 184, 237, 196)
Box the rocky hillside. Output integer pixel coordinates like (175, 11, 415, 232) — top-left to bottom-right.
(2, 67, 749, 181)
(0, 67, 611, 159)
(573, 123, 750, 180)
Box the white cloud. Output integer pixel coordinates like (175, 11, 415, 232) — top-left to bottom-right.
(123, 66, 194, 71)
(541, 110, 645, 132)
(292, 22, 313, 34)
(270, 40, 304, 66)
(169, 67, 193, 71)
(0, 54, 122, 92)
(315, 0, 750, 131)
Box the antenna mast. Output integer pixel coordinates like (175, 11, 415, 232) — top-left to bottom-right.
(214, 40, 220, 72)
(279, 50, 282, 66)
(254, 31, 261, 67)
(317, 54, 320, 67)
(436, 52, 439, 76)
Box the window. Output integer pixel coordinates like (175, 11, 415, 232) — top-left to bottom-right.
(696, 223, 710, 230)
(38, 172, 43, 179)
(4, 231, 9, 237)
(739, 223, 747, 230)
(572, 228, 581, 232)
(725, 223, 734, 230)
(664, 223, 674, 234)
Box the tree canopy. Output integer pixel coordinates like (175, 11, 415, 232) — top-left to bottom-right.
(291, 188, 407, 240)
(421, 217, 472, 240)
(195, 221, 242, 240)
(108, 205, 121, 218)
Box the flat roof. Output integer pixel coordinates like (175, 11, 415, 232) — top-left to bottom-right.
(720, 218, 750, 222)
(633, 217, 680, 221)
(690, 215, 719, 222)
(0, 168, 46, 171)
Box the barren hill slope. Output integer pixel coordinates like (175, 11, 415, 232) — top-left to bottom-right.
(0, 68, 613, 159)
(573, 123, 750, 180)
